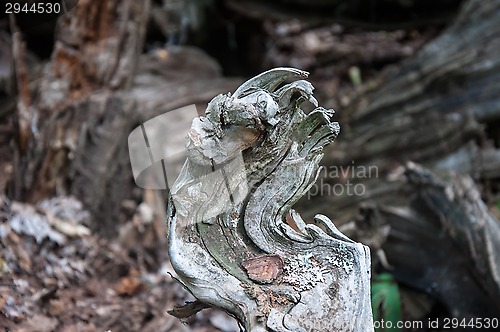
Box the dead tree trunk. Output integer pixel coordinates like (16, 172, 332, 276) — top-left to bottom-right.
(166, 68, 373, 331)
(11, 0, 151, 234)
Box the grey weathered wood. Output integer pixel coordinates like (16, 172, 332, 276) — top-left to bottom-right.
(167, 68, 373, 331)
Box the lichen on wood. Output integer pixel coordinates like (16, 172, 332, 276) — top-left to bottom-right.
(167, 68, 373, 331)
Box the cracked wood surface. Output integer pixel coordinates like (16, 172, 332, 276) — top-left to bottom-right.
(167, 68, 373, 331)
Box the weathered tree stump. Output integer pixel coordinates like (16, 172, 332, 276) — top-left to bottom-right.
(167, 68, 373, 331)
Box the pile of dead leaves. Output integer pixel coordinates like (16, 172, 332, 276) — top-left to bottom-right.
(0, 195, 239, 332)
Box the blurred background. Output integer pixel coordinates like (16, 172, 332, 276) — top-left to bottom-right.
(1, 0, 499, 331)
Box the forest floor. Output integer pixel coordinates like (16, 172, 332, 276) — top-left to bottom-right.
(0, 194, 241, 332)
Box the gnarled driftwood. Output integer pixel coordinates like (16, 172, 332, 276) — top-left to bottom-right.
(167, 68, 373, 331)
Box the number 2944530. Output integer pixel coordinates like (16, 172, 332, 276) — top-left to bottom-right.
(5, 2, 62, 15)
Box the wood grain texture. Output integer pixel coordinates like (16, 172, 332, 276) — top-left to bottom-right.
(167, 68, 373, 331)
